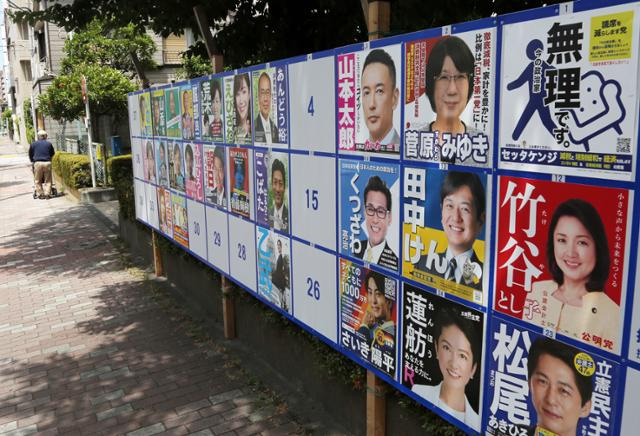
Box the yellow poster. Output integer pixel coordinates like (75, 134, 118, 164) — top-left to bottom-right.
(590, 11, 634, 61)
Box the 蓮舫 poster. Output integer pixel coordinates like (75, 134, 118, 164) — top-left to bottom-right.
(229, 147, 251, 218)
(256, 227, 292, 313)
(138, 92, 152, 136)
(184, 143, 203, 201)
(255, 149, 289, 232)
(401, 284, 484, 431)
(494, 176, 632, 353)
(155, 139, 170, 188)
(403, 29, 495, 167)
(165, 87, 181, 138)
(499, 3, 640, 180)
(337, 44, 402, 155)
(252, 66, 289, 147)
(168, 141, 185, 193)
(200, 78, 224, 142)
(402, 167, 490, 305)
(157, 187, 173, 237)
(180, 86, 195, 140)
(203, 145, 227, 208)
(151, 90, 166, 137)
(339, 159, 400, 273)
(171, 193, 189, 248)
(339, 259, 397, 377)
(486, 320, 621, 436)
(224, 73, 253, 145)
(142, 139, 156, 183)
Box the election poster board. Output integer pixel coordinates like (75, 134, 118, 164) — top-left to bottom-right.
(128, 2, 640, 435)
(336, 44, 402, 156)
(499, 3, 640, 181)
(486, 319, 621, 436)
(494, 176, 632, 354)
(339, 159, 400, 273)
(289, 55, 336, 153)
(402, 167, 490, 306)
(339, 259, 397, 377)
(252, 66, 289, 147)
(403, 29, 495, 167)
(402, 283, 485, 432)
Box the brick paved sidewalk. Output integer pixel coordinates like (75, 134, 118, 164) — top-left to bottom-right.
(0, 139, 320, 436)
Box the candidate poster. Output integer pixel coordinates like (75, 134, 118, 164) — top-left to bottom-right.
(142, 139, 156, 183)
(229, 147, 251, 218)
(203, 145, 227, 208)
(403, 29, 495, 167)
(339, 159, 400, 273)
(255, 149, 289, 232)
(486, 320, 621, 436)
(184, 143, 203, 201)
(155, 139, 170, 188)
(165, 87, 181, 138)
(494, 176, 632, 354)
(499, 3, 640, 180)
(138, 92, 152, 136)
(224, 73, 253, 145)
(157, 187, 173, 237)
(401, 284, 484, 432)
(191, 82, 200, 139)
(200, 77, 224, 142)
(252, 66, 289, 147)
(402, 167, 490, 305)
(168, 141, 185, 193)
(336, 44, 402, 155)
(180, 86, 195, 140)
(171, 193, 189, 248)
(339, 259, 397, 377)
(151, 89, 166, 137)
(256, 227, 292, 313)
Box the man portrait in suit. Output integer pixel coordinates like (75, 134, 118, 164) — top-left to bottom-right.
(361, 49, 400, 148)
(210, 146, 226, 208)
(254, 72, 279, 144)
(353, 175, 398, 271)
(268, 158, 289, 232)
(416, 171, 485, 289)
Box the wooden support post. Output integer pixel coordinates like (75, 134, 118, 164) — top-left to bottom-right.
(367, 1, 391, 41)
(193, 5, 225, 73)
(221, 275, 236, 339)
(151, 230, 164, 277)
(366, 370, 386, 436)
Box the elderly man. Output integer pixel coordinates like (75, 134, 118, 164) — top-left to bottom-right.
(29, 130, 55, 199)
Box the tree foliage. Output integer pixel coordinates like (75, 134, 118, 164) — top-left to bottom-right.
(12, 0, 564, 69)
(176, 44, 213, 79)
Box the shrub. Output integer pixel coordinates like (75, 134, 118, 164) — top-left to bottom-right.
(52, 151, 92, 189)
(107, 154, 134, 220)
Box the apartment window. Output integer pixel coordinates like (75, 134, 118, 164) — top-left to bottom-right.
(20, 61, 32, 82)
(162, 34, 185, 65)
(18, 21, 29, 40)
(35, 31, 46, 62)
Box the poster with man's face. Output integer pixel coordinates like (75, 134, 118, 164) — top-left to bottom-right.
(203, 145, 227, 209)
(486, 320, 620, 436)
(151, 90, 166, 137)
(252, 67, 289, 147)
(339, 159, 400, 273)
(402, 167, 490, 305)
(337, 44, 402, 156)
(255, 149, 289, 232)
(256, 227, 291, 314)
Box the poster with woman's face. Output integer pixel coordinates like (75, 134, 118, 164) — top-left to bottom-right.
(224, 73, 253, 145)
(200, 78, 224, 142)
(402, 283, 484, 432)
(165, 88, 181, 138)
(157, 187, 173, 237)
(494, 176, 632, 354)
(336, 44, 402, 156)
(184, 143, 203, 201)
(168, 141, 185, 193)
(486, 319, 620, 436)
(143, 140, 156, 183)
(402, 167, 490, 306)
(403, 28, 496, 167)
(155, 140, 169, 188)
(339, 259, 397, 377)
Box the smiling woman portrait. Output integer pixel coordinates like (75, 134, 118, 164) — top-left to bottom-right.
(527, 199, 619, 350)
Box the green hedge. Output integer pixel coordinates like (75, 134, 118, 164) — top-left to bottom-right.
(52, 152, 92, 189)
(107, 154, 134, 220)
